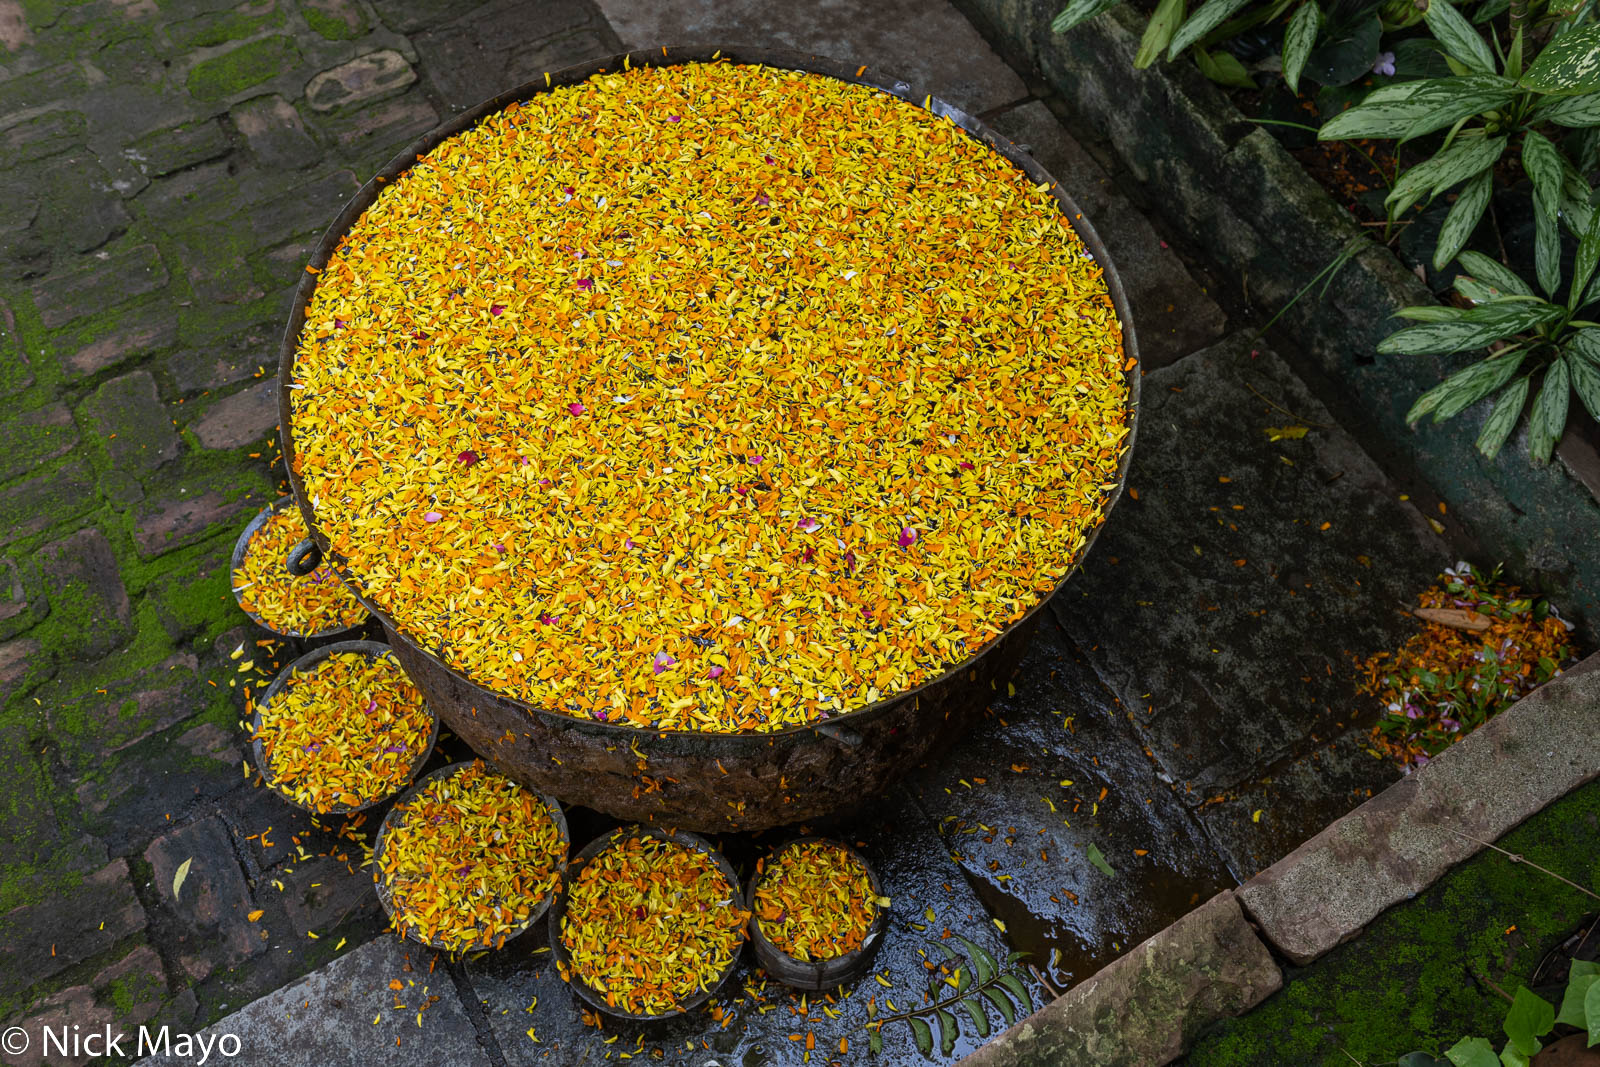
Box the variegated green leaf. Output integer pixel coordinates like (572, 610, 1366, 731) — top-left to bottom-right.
(1168, 0, 1253, 59)
(1282, 2, 1321, 93)
(1568, 345, 1600, 423)
(1319, 82, 1435, 139)
(1456, 251, 1533, 297)
(1397, 76, 1517, 142)
(1572, 207, 1600, 309)
(1382, 305, 1558, 356)
(1475, 375, 1528, 458)
(1404, 348, 1527, 423)
(1424, 0, 1496, 74)
(1386, 135, 1504, 217)
(1528, 360, 1571, 463)
(1534, 92, 1600, 127)
(1433, 168, 1493, 271)
(1522, 24, 1600, 94)
(1535, 204, 1561, 295)
(1522, 130, 1566, 217)
(1052, 0, 1125, 33)
(1193, 46, 1256, 87)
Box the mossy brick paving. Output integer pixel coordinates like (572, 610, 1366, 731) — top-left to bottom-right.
(185, 36, 303, 103)
(1181, 781, 1600, 1066)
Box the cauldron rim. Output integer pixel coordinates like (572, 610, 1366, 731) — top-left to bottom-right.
(276, 44, 1142, 746)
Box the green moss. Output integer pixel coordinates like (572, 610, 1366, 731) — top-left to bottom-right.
(300, 0, 365, 40)
(1185, 782, 1600, 1066)
(185, 36, 299, 103)
(169, 5, 285, 49)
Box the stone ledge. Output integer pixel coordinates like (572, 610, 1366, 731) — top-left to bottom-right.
(1236, 650, 1600, 965)
(960, 891, 1281, 1067)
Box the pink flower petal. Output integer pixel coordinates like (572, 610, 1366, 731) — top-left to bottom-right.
(458, 450, 479, 466)
(747, 453, 763, 464)
(576, 278, 594, 291)
(567, 402, 586, 416)
(898, 527, 917, 548)
(959, 460, 975, 470)
(796, 517, 821, 532)
(707, 665, 724, 679)
(538, 611, 558, 625)
(423, 511, 443, 523)
(653, 651, 677, 675)
(490, 304, 505, 316)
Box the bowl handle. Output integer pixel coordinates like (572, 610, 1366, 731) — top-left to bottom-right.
(286, 539, 323, 576)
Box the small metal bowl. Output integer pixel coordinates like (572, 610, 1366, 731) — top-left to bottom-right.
(373, 761, 570, 953)
(549, 825, 746, 1021)
(230, 497, 370, 644)
(251, 640, 439, 815)
(746, 836, 889, 991)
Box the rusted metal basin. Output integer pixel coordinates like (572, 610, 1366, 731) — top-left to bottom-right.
(276, 45, 1140, 833)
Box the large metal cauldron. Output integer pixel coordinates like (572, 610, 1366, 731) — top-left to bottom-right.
(277, 45, 1140, 833)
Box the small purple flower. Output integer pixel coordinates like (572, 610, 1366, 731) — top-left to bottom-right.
(383, 744, 408, 754)
(1373, 51, 1396, 76)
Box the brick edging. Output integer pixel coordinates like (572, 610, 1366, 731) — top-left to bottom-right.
(958, 651, 1600, 1066)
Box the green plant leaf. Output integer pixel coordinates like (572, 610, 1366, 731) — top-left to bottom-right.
(960, 996, 991, 1038)
(1168, 0, 1253, 58)
(1444, 1036, 1500, 1067)
(1305, 13, 1382, 86)
(933, 940, 961, 961)
(1475, 375, 1528, 458)
(1193, 46, 1258, 88)
(955, 963, 973, 993)
(1052, 0, 1125, 33)
(1387, 136, 1506, 219)
(1572, 345, 1600, 423)
(1397, 77, 1518, 142)
(1405, 348, 1528, 423)
(1424, 0, 1496, 74)
(1087, 842, 1117, 877)
(1283, 2, 1322, 93)
(1585, 978, 1600, 1047)
(1455, 277, 1507, 304)
(982, 987, 1017, 1027)
(868, 1028, 883, 1055)
(1534, 91, 1600, 127)
(1380, 305, 1561, 356)
(172, 857, 192, 902)
(1573, 209, 1600, 309)
(1319, 82, 1436, 139)
(955, 935, 998, 983)
(1434, 169, 1494, 271)
(1529, 360, 1571, 464)
(1522, 24, 1600, 94)
(1394, 306, 1470, 322)
(1500, 1045, 1533, 1067)
(1456, 251, 1534, 297)
(997, 974, 1033, 1014)
(1504, 986, 1556, 1055)
(1535, 206, 1561, 296)
(1562, 165, 1596, 240)
(1136, 0, 1187, 68)
(1006, 951, 1028, 965)
(1506, 27, 1524, 80)
(1523, 131, 1566, 218)
(1556, 968, 1600, 1028)
(908, 1017, 933, 1056)
(935, 1008, 959, 1056)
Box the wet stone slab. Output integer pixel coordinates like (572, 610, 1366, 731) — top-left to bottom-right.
(134, 936, 490, 1067)
(903, 615, 1233, 992)
(593, 0, 1028, 115)
(1052, 333, 1450, 874)
(464, 788, 1037, 1066)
